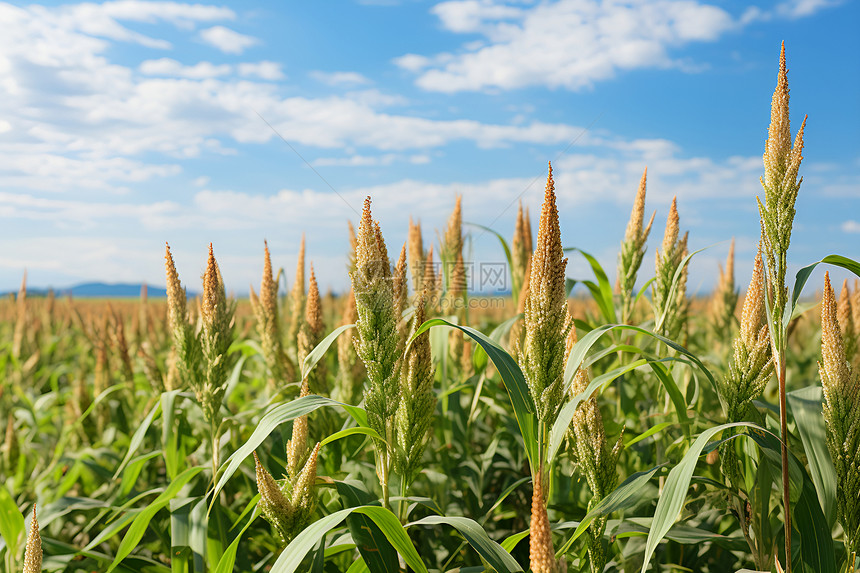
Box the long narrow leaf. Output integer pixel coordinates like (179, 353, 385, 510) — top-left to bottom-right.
(411, 318, 538, 473)
(407, 515, 523, 572)
(270, 506, 427, 573)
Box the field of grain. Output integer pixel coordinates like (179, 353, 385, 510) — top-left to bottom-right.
(1, 46, 858, 573)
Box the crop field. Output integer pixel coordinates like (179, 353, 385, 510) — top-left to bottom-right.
(1, 46, 859, 573)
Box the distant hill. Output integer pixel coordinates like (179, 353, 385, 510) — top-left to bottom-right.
(3, 282, 175, 298)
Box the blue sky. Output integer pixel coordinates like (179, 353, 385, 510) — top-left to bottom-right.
(0, 0, 857, 296)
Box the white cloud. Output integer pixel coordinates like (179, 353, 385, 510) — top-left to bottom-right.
(312, 152, 433, 167)
(776, 0, 842, 18)
(311, 71, 372, 86)
(238, 61, 285, 80)
(199, 25, 259, 54)
(842, 220, 860, 234)
(140, 58, 231, 79)
(400, 0, 739, 92)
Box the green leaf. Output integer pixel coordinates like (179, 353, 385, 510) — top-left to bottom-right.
(0, 484, 24, 561)
(410, 318, 538, 473)
(212, 395, 368, 502)
(564, 324, 718, 397)
(793, 467, 837, 573)
(212, 507, 259, 573)
(466, 222, 515, 299)
(789, 255, 860, 329)
(107, 466, 204, 572)
(556, 465, 663, 557)
(407, 515, 523, 572)
(114, 397, 164, 478)
(334, 480, 399, 573)
(270, 506, 427, 573)
(548, 359, 647, 465)
(625, 422, 676, 448)
(787, 387, 836, 528)
(566, 248, 617, 323)
(302, 324, 354, 381)
(654, 246, 709, 333)
(641, 422, 754, 572)
(500, 530, 529, 553)
(320, 426, 383, 448)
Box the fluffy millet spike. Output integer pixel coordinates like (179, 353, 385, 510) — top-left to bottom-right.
(261, 241, 278, 319)
(164, 243, 186, 335)
(520, 162, 571, 424)
(852, 279, 860, 337)
(740, 245, 767, 346)
(288, 234, 307, 344)
(524, 206, 533, 254)
(393, 244, 409, 346)
(838, 280, 854, 340)
(820, 273, 850, 399)
(661, 197, 680, 258)
(297, 263, 325, 389)
(287, 379, 310, 479)
(819, 272, 860, 555)
(292, 442, 321, 505)
(305, 266, 323, 339)
(763, 42, 792, 190)
(423, 245, 438, 302)
(529, 468, 557, 573)
(255, 452, 290, 515)
(624, 168, 650, 245)
(351, 197, 400, 450)
(394, 291, 437, 482)
(408, 218, 425, 293)
(201, 244, 223, 335)
(24, 506, 41, 573)
(446, 195, 463, 265)
(254, 452, 293, 540)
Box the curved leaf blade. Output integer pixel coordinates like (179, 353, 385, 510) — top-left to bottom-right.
(407, 515, 523, 573)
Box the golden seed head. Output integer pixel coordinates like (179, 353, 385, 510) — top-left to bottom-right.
(820, 272, 849, 395)
(293, 442, 321, 497)
(524, 206, 533, 254)
(164, 242, 187, 332)
(838, 279, 854, 338)
(624, 167, 648, 245)
(348, 220, 357, 257)
(287, 378, 310, 479)
(200, 244, 225, 333)
(446, 195, 463, 263)
(295, 234, 306, 297)
(393, 244, 408, 312)
(408, 217, 425, 291)
(342, 286, 357, 325)
(725, 238, 735, 287)
(740, 244, 766, 345)
(449, 252, 467, 300)
(521, 162, 571, 424)
(528, 162, 567, 313)
(661, 197, 680, 258)
(763, 42, 792, 191)
(254, 451, 292, 518)
(423, 245, 437, 301)
(529, 468, 557, 573)
(517, 259, 532, 315)
(304, 265, 322, 336)
(514, 201, 526, 254)
(261, 240, 278, 318)
(23, 506, 42, 573)
(852, 279, 860, 338)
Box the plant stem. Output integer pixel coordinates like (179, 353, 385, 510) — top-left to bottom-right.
(210, 416, 221, 486)
(399, 473, 409, 524)
(777, 351, 791, 572)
